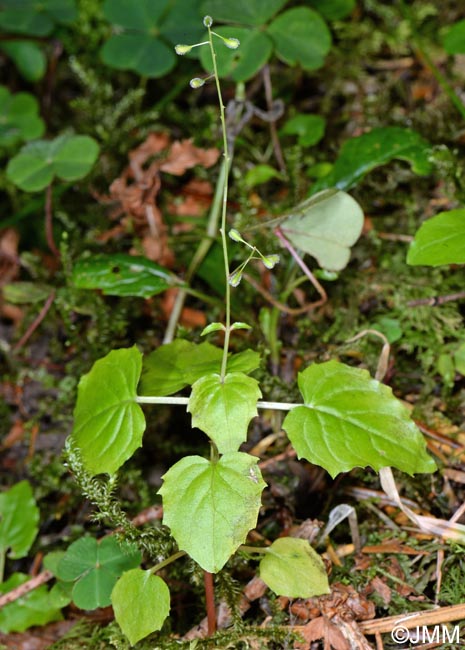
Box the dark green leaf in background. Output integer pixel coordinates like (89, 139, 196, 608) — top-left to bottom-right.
(72, 253, 178, 299)
(0, 86, 45, 146)
(0, 481, 39, 559)
(0, 573, 62, 633)
(442, 19, 465, 55)
(200, 0, 287, 26)
(306, 0, 355, 20)
(407, 209, 465, 266)
(0, 42, 47, 81)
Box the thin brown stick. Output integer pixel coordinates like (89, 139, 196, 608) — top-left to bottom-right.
(358, 603, 465, 635)
(13, 290, 56, 351)
(407, 292, 465, 307)
(204, 571, 216, 635)
(45, 184, 60, 258)
(262, 64, 287, 176)
(0, 570, 53, 608)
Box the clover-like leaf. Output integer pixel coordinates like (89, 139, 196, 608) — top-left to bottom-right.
(112, 569, 170, 645)
(188, 372, 261, 453)
(0, 573, 62, 633)
(0, 86, 45, 146)
(407, 209, 465, 266)
(159, 453, 266, 573)
(267, 7, 332, 70)
(259, 538, 330, 598)
(71, 346, 145, 476)
(101, 0, 204, 78)
(306, 0, 355, 20)
(277, 189, 364, 271)
(283, 360, 437, 478)
(140, 341, 260, 396)
(312, 126, 433, 192)
(0, 41, 47, 81)
(281, 114, 326, 147)
(72, 253, 178, 298)
(55, 536, 141, 610)
(0, 481, 39, 559)
(6, 134, 99, 192)
(0, 0, 76, 36)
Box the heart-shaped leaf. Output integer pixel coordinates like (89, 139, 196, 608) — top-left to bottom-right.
(140, 341, 260, 396)
(312, 126, 433, 192)
(278, 189, 364, 271)
(407, 209, 465, 266)
(56, 536, 141, 610)
(72, 253, 178, 299)
(6, 134, 99, 192)
(0, 86, 45, 146)
(267, 7, 332, 70)
(159, 453, 266, 572)
(0, 573, 62, 633)
(283, 360, 437, 478)
(112, 569, 170, 645)
(101, 34, 176, 78)
(259, 538, 330, 598)
(0, 481, 39, 559)
(281, 114, 326, 147)
(71, 346, 145, 476)
(188, 372, 261, 453)
(0, 0, 76, 36)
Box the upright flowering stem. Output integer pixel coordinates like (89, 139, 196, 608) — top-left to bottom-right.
(205, 18, 232, 382)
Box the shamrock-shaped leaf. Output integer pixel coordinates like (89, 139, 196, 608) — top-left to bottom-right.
(55, 536, 141, 610)
(200, 0, 287, 26)
(0, 0, 77, 36)
(0, 86, 45, 146)
(6, 134, 99, 192)
(71, 346, 145, 476)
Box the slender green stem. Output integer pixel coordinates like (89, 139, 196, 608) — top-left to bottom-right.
(399, 0, 465, 122)
(150, 550, 186, 574)
(207, 25, 232, 382)
(0, 550, 5, 584)
(136, 396, 297, 410)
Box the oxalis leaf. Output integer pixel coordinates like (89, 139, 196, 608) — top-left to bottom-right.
(112, 569, 170, 645)
(259, 538, 329, 598)
(55, 536, 141, 610)
(71, 346, 145, 476)
(407, 209, 465, 266)
(188, 372, 261, 453)
(0, 481, 39, 559)
(159, 453, 266, 573)
(283, 360, 436, 478)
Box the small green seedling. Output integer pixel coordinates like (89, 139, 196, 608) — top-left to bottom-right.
(66, 16, 436, 645)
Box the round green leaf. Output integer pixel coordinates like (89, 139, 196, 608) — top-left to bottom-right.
(259, 538, 330, 598)
(72, 253, 177, 299)
(267, 7, 332, 70)
(6, 150, 54, 192)
(159, 453, 266, 572)
(101, 34, 176, 77)
(283, 360, 437, 478)
(312, 126, 433, 192)
(407, 209, 465, 266)
(0, 481, 39, 559)
(200, 0, 287, 26)
(0, 88, 45, 144)
(0, 41, 47, 82)
(279, 189, 364, 271)
(71, 346, 145, 476)
(53, 135, 99, 181)
(56, 536, 142, 610)
(442, 19, 465, 55)
(281, 114, 326, 147)
(188, 372, 261, 453)
(200, 27, 273, 82)
(112, 569, 170, 645)
(103, 0, 169, 30)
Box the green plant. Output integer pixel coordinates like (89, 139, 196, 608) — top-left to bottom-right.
(66, 17, 436, 645)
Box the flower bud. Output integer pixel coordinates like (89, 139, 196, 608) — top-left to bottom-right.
(203, 15, 213, 27)
(262, 254, 280, 269)
(228, 268, 243, 287)
(223, 37, 240, 50)
(189, 77, 205, 89)
(228, 228, 243, 242)
(175, 44, 192, 55)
